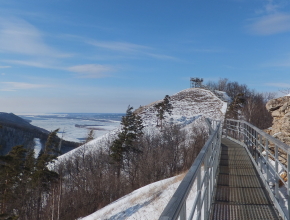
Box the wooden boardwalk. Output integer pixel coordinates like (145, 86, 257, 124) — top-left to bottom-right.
(210, 138, 281, 220)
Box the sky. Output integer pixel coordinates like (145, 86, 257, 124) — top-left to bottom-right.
(0, 0, 290, 113)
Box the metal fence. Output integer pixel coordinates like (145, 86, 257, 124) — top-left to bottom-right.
(159, 119, 222, 220)
(226, 119, 290, 220)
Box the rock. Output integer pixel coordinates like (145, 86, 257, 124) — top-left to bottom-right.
(266, 96, 290, 146)
(272, 110, 281, 117)
(279, 171, 287, 187)
(266, 96, 290, 112)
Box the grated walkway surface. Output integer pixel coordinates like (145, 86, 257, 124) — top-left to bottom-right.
(210, 138, 281, 220)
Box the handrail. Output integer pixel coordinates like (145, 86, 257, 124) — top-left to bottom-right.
(159, 119, 222, 220)
(227, 119, 290, 154)
(225, 119, 290, 220)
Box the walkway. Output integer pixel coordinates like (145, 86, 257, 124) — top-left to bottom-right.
(210, 138, 281, 220)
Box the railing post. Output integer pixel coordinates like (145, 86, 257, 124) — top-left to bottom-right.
(197, 166, 201, 219)
(247, 124, 249, 148)
(275, 144, 279, 201)
(243, 123, 246, 144)
(226, 120, 228, 138)
(259, 134, 262, 172)
(180, 203, 186, 220)
(255, 131, 258, 164)
(209, 141, 213, 206)
(204, 152, 209, 220)
(266, 139, 269, 184)
(252, 128, 254, 157)
(234, 121, 236, 139)
(232, 121, 234, 138)
(238, 121, 240, 142)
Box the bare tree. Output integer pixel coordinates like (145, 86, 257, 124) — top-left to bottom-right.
(279, 88, 290, 95)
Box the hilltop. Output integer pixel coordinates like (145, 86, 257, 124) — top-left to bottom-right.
(136, 88, 227, 128)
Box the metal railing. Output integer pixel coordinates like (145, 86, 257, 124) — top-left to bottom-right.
(159, 119, 222, 220)
(226, 119, 290, 220)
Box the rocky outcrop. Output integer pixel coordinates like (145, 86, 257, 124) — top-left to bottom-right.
(266, 96, 290, 146)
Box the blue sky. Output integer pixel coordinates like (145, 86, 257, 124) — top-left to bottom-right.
(0, 0, 290, 113)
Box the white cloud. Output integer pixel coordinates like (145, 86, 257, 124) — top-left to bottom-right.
(264, 0, 280, 13)
(0, 17, 70, 57)
(67, 64, 114, 78)
(89, 40, 177, 60)
(0, 82, 50, 91)
(265, 82, 290, 88)
(262, 55, 290, 67)
(3, 59, 57, 68)
(247, 13, 290, 35)
(192, 49, 223, 53)
(89, 41, 150, 53)
(0, 65, 10, 68)
(146, 53, 177, 60)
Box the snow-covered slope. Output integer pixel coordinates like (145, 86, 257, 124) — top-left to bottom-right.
(137, 88, 226, 128)
(56, 88, 227, 164)
(79, 173, 196, 220)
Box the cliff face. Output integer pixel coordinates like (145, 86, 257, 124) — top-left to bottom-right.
(266, 96, 290, 145)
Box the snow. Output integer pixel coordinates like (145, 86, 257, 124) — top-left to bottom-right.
(285, 94, 290, 96)
(221, 101, 228, 115)
(139, 88, 227, 129)
(78, 175, 181, 220)
(33, 138, 42, 158)
(273, 132, 282, 137)
(214, 90, 232, 102)
(78, 173, 198, 220)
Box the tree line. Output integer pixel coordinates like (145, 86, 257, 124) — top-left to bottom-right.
(206, 78, 275, 129)
(0, 129, 60, 220)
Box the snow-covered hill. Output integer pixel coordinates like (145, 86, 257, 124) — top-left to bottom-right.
(137, 88, 227, 128)
(55, 88, 227, 164)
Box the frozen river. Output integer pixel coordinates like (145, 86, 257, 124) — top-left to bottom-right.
(19, 113, 124, 143)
